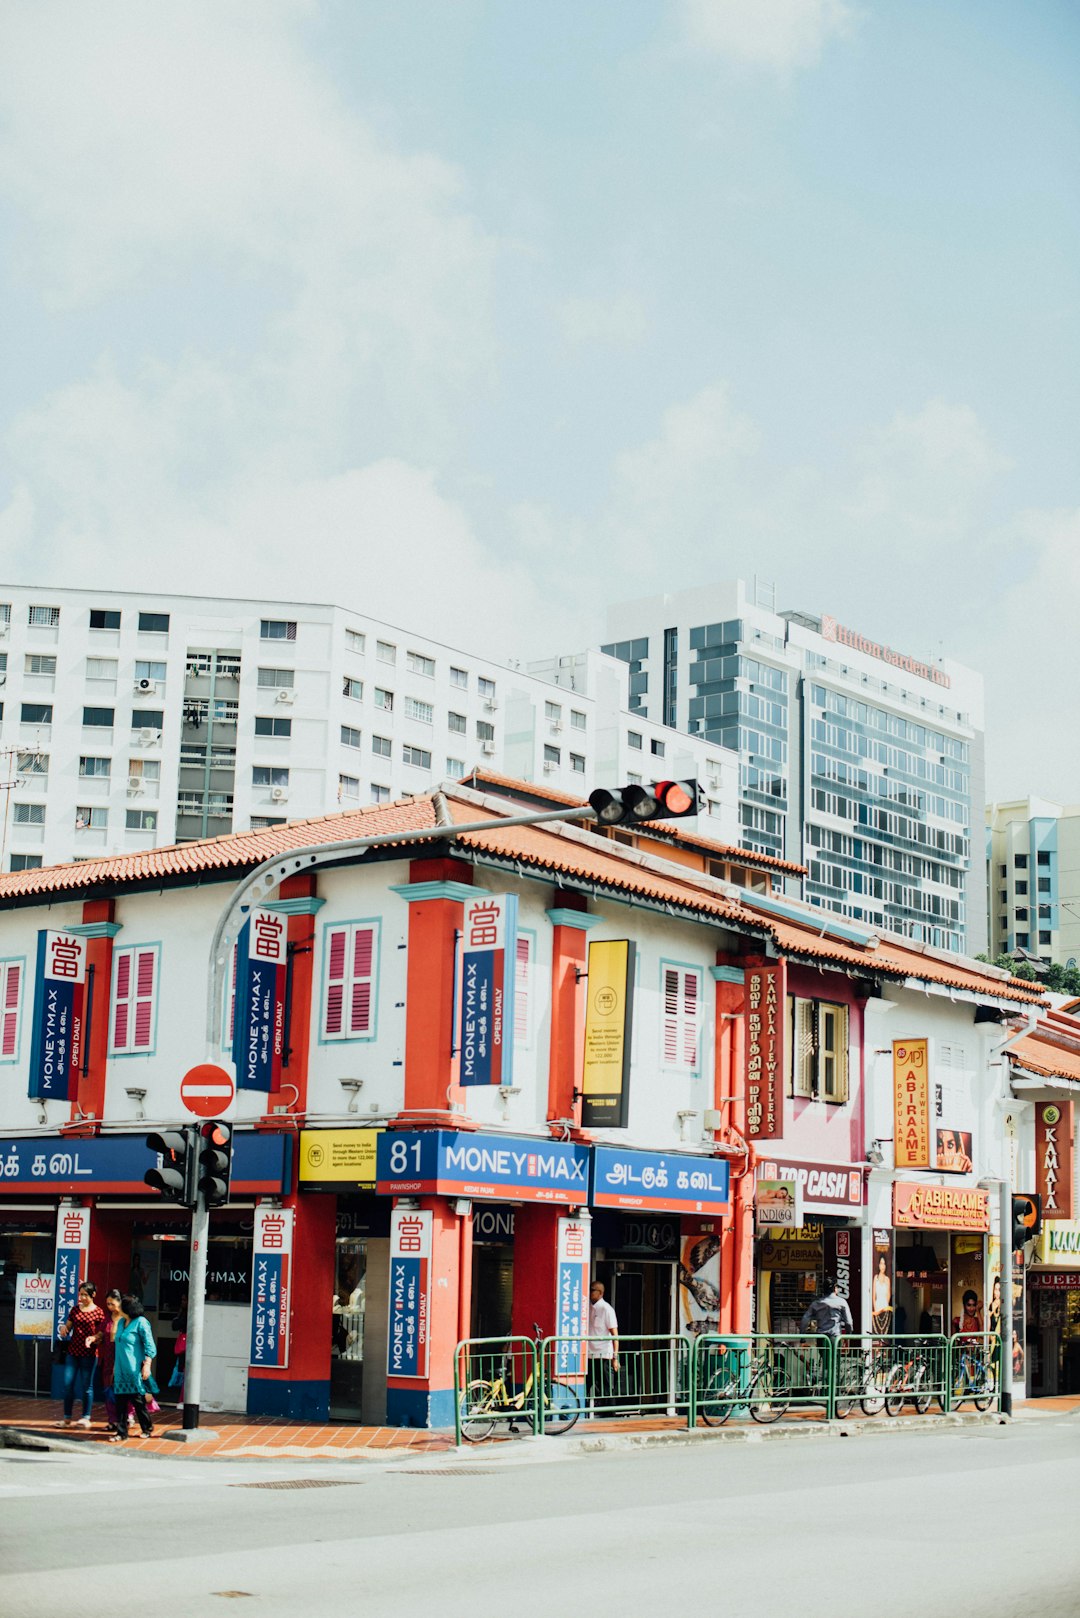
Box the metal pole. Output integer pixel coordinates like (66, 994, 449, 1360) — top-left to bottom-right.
(181, 1192, 210, 1430)
(998, 1177, 1013, 1417)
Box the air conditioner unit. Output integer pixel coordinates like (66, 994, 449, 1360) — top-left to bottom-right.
(550, 720, 563, 732)
(134, 678, 156, 695)
(276, 688, 295, 704)
(0, 624, 8, 638)
(484, 698, 499, 711)
(543, 761, 557, 773)
(127, 777, 144, 795)
(138, 728, 162, 746)
(270, 785, 289, 802)
(481, 741, 496, 756)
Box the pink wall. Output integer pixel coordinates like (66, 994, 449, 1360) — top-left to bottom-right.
(782, 964, 866, 1166)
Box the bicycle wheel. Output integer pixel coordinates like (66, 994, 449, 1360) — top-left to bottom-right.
(973, 1364, 997, 1413)
(544, 1379, 583, 1434)
(884, 1364, 908, 1418)
(459, 1379, 498, 1443)
(834, 1363, 859, 1420)
(913, 1364, 932, 1415)
(749, 1365, 790, 1424)
(699, 1373, 740, 1427)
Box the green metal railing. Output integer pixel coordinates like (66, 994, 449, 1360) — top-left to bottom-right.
(947, 1332, 1000, 1412)
(542, 1334, 690, 1424)
(690, 1334, 834, 1426)
(833, 1334, 949, 1418)
(454, 1336, 541, 1444)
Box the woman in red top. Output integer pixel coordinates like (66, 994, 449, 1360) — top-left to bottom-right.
(56, 1281, 107, 1428)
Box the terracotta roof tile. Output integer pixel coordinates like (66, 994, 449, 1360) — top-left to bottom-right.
(1009, 1019, 1080, 1084)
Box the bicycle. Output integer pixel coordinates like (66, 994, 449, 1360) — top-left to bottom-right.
(884, 1340, 933, 1416)
(459, 1325, 583, 1442)
(951, 1339, 998, 1412)
(697, 1339, 790, 1426)
(834, 1338, 892, 1417)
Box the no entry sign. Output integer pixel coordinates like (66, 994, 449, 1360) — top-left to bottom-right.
(180, 1063, 235, 1118)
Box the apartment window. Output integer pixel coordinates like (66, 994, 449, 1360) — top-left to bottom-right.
(252, 766, 289, 788)
(338, 774, 360, 800)
(1016, 932, 1030, 949)
(28, 605, 60, 627)
(1015, 908, 1028, 922)
(571, 710, 587, 730)
(789, 998, 850, 1103)
(75, 807, 107, 830)
(79, 756, 111, 778)
(322, 921, 379, 1040)
(131, 709, 164, 731)
(628, 731, 642, 750)
(345, 629, 366, 654)
(127, 759, 160, 785)
(10, 855, 42, 872)
(544, 745, 561, 766)
(1039, 931, 1052, 946)
(449, 667, 468, 689)
(125, 810, 158, 831)
(1038, 904, 1051, 918)
(18, 752, 47, 776)
(999, 890, 1007, 906)
(90, 609, 121, 630)
(627, 772, 642, 786)
(371, 783, 390, 804)
(86, 657, 118, 680)
(570, 753, 586, 774)
(476, 721, 494, 743)
(1016, 881, 1028, 896)
(374, 688, 393, 712)
(250, 817, 286, 830)
(404, 697, 433, 724)
(343, 676, 363, 700)
(80, 707, 113, 729)
(478, 677, 496, 700)
(260, 619, 297, 641)
(255, 716, 292, 738)
(137, 612, 169, 633)
(372, 735, 392, 758)
(111, 945, 159, 1053)
(1038, 878, 1051, 893)
(402, 745, 431, 769)
(448, 712, 467, 734)
(651, 738, 665, 757)
(545, 701, 561, 722)
(1037, 851, 1051, 866)
(661, 965, 701, 1072)
(257, 667, 293, 689)
(1014, 854, 1028, 869)
(998, 864, 1007, 878)
(24, 655, 56, 676)
(377, 640, 396, 665)
(406, 650, 435, 678)
(341, 725, 362, 749)
(0, 959, 23, 1060)
(13, 804, 45, 825)
(187, 653, 212, 677)
(446, 757, 465, 777)
(21, 704, 53, 725)
(135, 661, 167, 683)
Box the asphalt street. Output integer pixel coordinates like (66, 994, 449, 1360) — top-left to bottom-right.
(1, 1417, 1077, 1618)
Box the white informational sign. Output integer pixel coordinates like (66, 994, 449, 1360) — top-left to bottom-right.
(14, 1272, 54, 1338)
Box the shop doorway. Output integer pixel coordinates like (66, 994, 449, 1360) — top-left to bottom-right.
(331, 1235, 367, 1420)
(472, 1243, 513, 1340)
(1030, 1278, 1080, 1396)
(894, 1233, 949, 1336)
(0, 1217, 55, 1395)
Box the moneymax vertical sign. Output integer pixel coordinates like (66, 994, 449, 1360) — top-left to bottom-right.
(581, 940, 636, 1128)
(28, 931, 87, 1102)
(53, 1205, 90, 1345)
(459, 894, 517, 1087)
(387, 1207, 432, 1379)
(249, 1205, 293, 1369)
(893, 1039, 931, 1168)
(555, 1216, 591, 1378)
(233, 909, 288, 1093)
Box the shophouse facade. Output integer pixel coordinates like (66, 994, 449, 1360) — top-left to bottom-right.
(0, 777, 1042, 1426)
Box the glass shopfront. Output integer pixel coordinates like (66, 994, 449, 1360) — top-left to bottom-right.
(0, 1212, 56, 1395)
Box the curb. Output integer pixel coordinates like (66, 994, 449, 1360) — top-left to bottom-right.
(554, 1410, 1008, 1456)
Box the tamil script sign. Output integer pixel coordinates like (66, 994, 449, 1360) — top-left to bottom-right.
(376, 1129, 590, 1205)
(745, 960, 784, 1140)
(28, 931, 87, 1102)
(893, 1039, 931, 1168)
(580, 940, 636, 1128)
(555, 1216, 590, 1378)
(459, 894, 517, 1087)
(233, 909, 288, 1093)
(0, 1131, 289, 1195)
(249, 1206, 293, 1369)
(893, 1181, 989, 1232)
(14, 1273, 54, 1339)
(1036, 1102, 1073, 1221)
(387, 1207, 432, 1379)
(591, 1146, 730, 1216)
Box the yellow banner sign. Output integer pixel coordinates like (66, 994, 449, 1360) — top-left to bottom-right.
(893, 1039, 931, 1168)
(1035, 1221, 1080, 1268)
(581, 939, 636, 1129)
(299, 1129, 381, 1187)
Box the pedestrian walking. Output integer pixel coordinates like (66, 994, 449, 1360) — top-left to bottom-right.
(800, 1276, 853, 1396)
(99, 1289, 124, 1433)
(56, 1281, 107, 1428)
(109, 1294, 157, 1442)
(587, 1280, 620, 1413)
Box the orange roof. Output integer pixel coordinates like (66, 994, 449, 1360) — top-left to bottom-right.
(460, 768, 806, 876)
(1009, 1017, 1080, 1084)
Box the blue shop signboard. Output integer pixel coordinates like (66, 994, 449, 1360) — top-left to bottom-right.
(0, 1132, 291, 1195)
(591, 1146, 730, 1216)
(376, 1129, 590, 1205)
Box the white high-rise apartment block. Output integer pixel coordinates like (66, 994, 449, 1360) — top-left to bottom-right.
(0, 587, 741, 871)
(986, 797, 1080, 965)
(586, 580, 986, 954)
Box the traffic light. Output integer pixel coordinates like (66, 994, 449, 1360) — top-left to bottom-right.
(198, 1120, 234, 1207)
(1012, 1192, 1042, 1249)
(589, 779, 700, 827)
(144, 1127, 197, 1207)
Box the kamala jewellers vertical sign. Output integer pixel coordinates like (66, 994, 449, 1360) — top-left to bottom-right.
(459, 894, 517, 1087)
(387, 1207, 432, 1379)
(28, 931, 87, 1102)
(249, 1206, 293, 1369)
(893, 1039, 931, 1168)
(233, 909, 288, 1093)
(745, 960, 784, 1140)
(581, 939, 636, 1128)
(1036, 1101, 1074, 1221)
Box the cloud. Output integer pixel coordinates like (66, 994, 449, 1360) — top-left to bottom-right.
(556, 294, 648, 348)
(677, 0, 855, 73)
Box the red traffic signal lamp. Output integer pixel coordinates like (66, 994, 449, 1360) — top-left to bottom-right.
(198, 1120, 234, 1208)
(589, 779, 700, 827)
(144, 1127, 198, 1207)
(1012, 1192, 1042, 1249)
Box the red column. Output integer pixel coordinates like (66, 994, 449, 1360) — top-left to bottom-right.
(395, 858, 475, 1119)
(269, 874, 319, 1118)
(73, 899, 119, 1125)
(544, 898, 598, 1133)
(714, 961, 753, 1335)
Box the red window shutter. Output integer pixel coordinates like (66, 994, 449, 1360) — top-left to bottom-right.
(133, 949, 156, 1050)
(1, 962, 19, 1057)
(663, 968, 679, 1064)
(325, 928, 347, 1036)
(682, 971, 699, 1068)
(113, 951, 132, 1050)
(349, 926, 375, 1034)
(514, 935, 530, 1043)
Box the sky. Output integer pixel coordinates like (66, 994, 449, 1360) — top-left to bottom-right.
(0, 1, 1077, 802)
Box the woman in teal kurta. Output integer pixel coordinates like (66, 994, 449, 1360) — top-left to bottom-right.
(109, 1296, 157, 1441)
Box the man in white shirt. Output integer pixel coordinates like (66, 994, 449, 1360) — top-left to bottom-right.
(588, 1280, 620, 1412)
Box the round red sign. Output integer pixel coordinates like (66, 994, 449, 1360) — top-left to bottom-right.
(180, 1063, 235, 1118)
